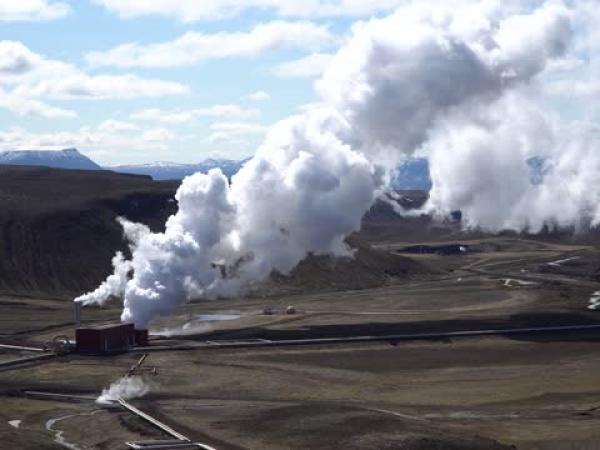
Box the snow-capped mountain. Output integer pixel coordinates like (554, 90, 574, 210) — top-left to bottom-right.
(114, 157, 435, 189)
(0, 147, 435, 191)
(109, 158, 250, 180)
(0, 148, 102, 171)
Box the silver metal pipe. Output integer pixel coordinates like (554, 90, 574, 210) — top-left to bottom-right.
(118, 398, 190, 442)
(74, 301, 82, 326)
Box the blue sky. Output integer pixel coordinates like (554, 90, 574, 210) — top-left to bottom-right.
(0, 0, 397, 165)
(0, 1, 597, 166)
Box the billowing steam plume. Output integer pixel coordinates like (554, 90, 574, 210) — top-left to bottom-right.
(76, 1, 594, 327)
(96, 376, 150, 405)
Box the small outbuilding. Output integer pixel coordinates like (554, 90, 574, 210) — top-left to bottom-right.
(134, 328, 149, 347)
(76, 323, 146, 354)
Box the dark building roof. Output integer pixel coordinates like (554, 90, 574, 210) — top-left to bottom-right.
(76, 322, 131, 331)
(76, 322, 144, 354)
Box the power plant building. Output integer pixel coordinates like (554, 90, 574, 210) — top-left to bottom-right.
(76, 323, 146, 354)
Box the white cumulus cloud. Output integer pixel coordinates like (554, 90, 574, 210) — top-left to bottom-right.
(15, 74, 188, 100)
(208, 121, 269, 144)
(0, 0, 70, 22)
(93, 0, 413, 21)
(0, 40, 189, 119)
(0, 86, 76, 118)
(0, 120, 179, 163)
(131, 105, 260, 124)
(246, 90, 270, 101)
(274, 53, 334, 78)
(86, 21, 334, 68)
(142, 127, 176, 143)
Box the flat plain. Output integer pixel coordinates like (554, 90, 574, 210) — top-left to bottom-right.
(1, 232, 600, 450)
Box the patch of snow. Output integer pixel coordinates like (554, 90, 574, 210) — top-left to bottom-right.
(503, 278, 537, 287)
(0, 148, 101, 170)
(588, 291, 600, 311)
(547, 256, 580, 267)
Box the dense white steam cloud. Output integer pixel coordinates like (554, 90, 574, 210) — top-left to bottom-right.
(96, 376, 149, 404)
(77, 1, 593, 327)
(76, 251, 130, 306)
(427, 94, 600, 231)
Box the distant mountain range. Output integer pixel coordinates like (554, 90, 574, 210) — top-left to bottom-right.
(0, 148, 102, 171)
(112, 157, 434, 189)
(0, 148, 434, 190)
(108, 158, 249, 180)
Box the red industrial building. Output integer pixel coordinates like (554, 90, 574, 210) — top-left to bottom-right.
(76, 323, 148, 354)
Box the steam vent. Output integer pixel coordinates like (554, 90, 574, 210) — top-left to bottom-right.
(74, 302, 148, 354)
